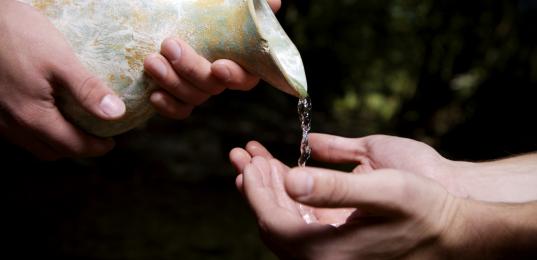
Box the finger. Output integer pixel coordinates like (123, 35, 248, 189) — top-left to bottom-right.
(144, 53, 210, 106)
(0, 118, 62, 160)
(352, 164, 374, 174)
(269, 159, 288, 194)
(52, 54, 125, 120)
(24, 140, 62, 161)
(230, 148, 255, 195)
(235, 174, 244, 193)
(242, 160, 306, 238)
(229, 147, 252, 174)
(309, 133, 368, 164)
(160, 38, 226, 96)
(251, 156, 272, 187)
(285, 167, 421, 215)
(26, 105, 115, 157)
(269, 159, 301, 214)
(267, 0, 281, 12)
(211, 60, 260, 91)
(29, 141, 62, 161)
(243, 161, 279, 219)
(149, 90, 194, 119)
(246, 140, 274, 158)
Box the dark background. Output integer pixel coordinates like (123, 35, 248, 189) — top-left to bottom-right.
(3, 0, 537, 259)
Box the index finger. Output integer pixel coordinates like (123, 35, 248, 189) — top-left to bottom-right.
(246, 140, 274, 159)
(229, 147, 252, 174)
(30, 108, 114, 157)
(309, 133, 367, 164)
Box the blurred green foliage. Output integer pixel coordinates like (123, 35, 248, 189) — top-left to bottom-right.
(283, 0, 537, 158)
(2, 0, 536, 259)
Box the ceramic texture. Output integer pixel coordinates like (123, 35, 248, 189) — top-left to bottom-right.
(21, 0, 307, 137)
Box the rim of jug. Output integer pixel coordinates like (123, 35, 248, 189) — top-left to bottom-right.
(248, 0, 308, 98)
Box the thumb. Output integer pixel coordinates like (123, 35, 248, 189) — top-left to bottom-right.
(285, 167, 413, 215)
(52, 58, 126, 120)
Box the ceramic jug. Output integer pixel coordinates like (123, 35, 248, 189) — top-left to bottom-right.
(20, 0, 308, 137)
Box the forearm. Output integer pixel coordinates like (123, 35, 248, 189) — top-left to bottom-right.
(450, 153, 537, 202)
(448, 200, 537, 259)
(477, 152, 537, 170)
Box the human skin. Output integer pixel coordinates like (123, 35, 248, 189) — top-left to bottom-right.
(303, 133, 537, 203)
(229, 134, 537, 259)
(143, 0, 282, 119)
(0, 0, 280, 160)
(0, 0, 124, 160)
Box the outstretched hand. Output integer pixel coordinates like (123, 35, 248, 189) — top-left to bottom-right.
(308, 133, 537, 203)
(307, 133, 464, 196)
(230, 140, 462, 259)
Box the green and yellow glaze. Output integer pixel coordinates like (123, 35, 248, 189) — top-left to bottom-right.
(21, 0, 308, 137)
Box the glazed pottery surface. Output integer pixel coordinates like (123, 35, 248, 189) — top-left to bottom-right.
(21, 0, 308, 137)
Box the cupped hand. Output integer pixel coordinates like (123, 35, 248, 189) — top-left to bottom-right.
(230, 141, 356, 227)
(0, 1, 126, 160)
(308, 133, 537, 203)
(308, 133, 472, 198)
(143, 0, 281, 119)
(229, 141, 463, 260)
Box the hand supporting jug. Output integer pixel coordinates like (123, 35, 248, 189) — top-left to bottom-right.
(22, 0, 308, 137)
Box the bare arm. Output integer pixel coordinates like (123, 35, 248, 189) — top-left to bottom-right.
(448, 200, 537, 259)
(454, 153, 537, 202)
(229, 140, 537, 259)
(306, 133, 537, 203)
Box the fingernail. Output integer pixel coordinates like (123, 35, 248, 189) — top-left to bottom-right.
(149, 56, 167, 78)
(100, 94, 126, 118)
(214, 63, 231, 82)
(287, 169, 314, 197)
(167, 40, 182, 61)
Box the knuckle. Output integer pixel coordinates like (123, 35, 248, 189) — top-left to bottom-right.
(168, 76, 184, 90)
(167, 80, 202, 105)
(13, 104, 43, 129)
(76, 75, 101, 104)
(325, 174, 349, 205)
(177, 62, 197, 79)
(389, 172, 414, 204)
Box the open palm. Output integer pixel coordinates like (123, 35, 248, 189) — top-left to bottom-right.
(229, 139, 457, 259)
(230, 141, 355, 227)
(308, 133, 466, 197)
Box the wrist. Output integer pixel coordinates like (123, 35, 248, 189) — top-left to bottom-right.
(443, 199, 537, 259)
(438, 159, 477, 199)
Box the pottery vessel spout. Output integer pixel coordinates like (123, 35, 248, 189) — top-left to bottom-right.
(21, 0, 308, 137)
